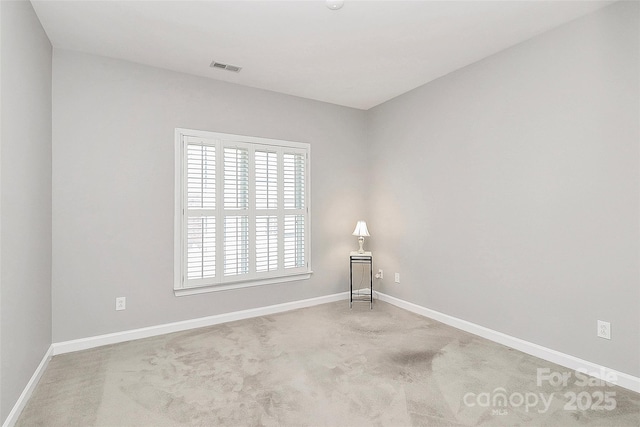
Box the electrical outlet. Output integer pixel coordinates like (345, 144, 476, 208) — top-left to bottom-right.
(115, 297, 126, 311)
(394, 273, 400, 283)
(597, 320, 611, 340)
(375, 269, 384, 279)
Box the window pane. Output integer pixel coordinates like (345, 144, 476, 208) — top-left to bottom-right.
(255, 151, 277, 210)
(224, 215, 249, 276)
(187, 216, 215, 279)
(256, 216, 278, 272)
(187, 145, 215, 209)
(284, 153, 305, 210)
(224, 147, 249, 209)
(284, 215, 305, 268)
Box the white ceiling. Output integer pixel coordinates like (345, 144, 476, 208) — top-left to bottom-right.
(31, 0, 613, 110)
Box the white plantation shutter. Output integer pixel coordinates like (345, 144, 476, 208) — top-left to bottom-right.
(175, 129, 310, 293)
(284, 215, 305, 268)
(223, 147, 249, 278)
(255, 150, 278, 273)
(256, 215, 278, 272)
(283, 153, 306, 269)
(223, 215, 249, 276)
(284, 153, 305, 210)
(187, 144, 216, 209)
(255, 151, 277, 210)
(187, 216, 215, 279)
(223, 147, 249, 209)
(186, 141, 216, 283)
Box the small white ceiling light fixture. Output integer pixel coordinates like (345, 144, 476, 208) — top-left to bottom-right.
(326, 0, 344, 11)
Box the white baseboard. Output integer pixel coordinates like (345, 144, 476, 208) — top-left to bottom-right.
(377, 292, 640, 394)
(2, 345, 53, 427)
(52, 292, 348, 356)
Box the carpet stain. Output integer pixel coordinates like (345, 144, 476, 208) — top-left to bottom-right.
(389, 350, 440, 366)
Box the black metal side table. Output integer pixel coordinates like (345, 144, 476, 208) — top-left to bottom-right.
(350, 251, 373, 309)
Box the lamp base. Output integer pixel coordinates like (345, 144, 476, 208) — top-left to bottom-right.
(357, 236, 365, 253)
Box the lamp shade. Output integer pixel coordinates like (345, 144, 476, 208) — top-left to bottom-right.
(352, 220, 370, 237)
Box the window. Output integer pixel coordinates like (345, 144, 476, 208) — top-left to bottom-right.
(175, 129, 311, 295)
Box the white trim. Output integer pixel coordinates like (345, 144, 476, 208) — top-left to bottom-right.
(52, 292, 347, 356)
(175, 128, 310, 151)
(173, 128, 184, 292)
(2, 346, 53, 427)
(377, 292, 640, 393)
(174, 272, 312, 296)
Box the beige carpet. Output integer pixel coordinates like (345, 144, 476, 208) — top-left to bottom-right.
(16, 301, 640, 426)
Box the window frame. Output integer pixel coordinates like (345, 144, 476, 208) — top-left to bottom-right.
(174, 128, 312, 296)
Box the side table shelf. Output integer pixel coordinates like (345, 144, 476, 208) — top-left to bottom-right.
(350, 251, 373, 309)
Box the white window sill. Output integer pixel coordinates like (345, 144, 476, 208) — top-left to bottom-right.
(174, 271, 313, 297)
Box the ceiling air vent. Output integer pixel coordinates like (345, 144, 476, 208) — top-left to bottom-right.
(210, 61, 242, 73)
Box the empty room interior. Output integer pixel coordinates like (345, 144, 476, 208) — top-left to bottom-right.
(1, 0, 639, 425)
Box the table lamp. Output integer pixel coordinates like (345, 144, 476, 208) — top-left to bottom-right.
(352, 220, 370, 254)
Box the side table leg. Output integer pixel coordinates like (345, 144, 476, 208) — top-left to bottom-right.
(349, 257, 353, 309)
(370, 260, 373, 309)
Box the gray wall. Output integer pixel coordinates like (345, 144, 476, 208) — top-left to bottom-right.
(52, 50, 368, 342)
(0, 0, 53, 422)
(368, 1, 639, 377)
